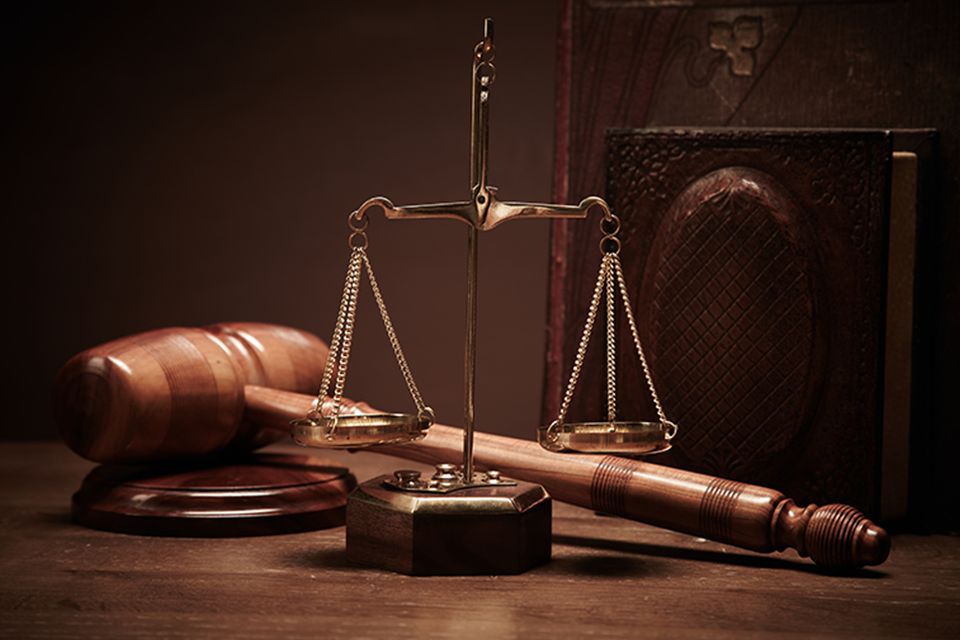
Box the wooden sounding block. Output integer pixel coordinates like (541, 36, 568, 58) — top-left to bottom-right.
(72, 453, 356, 537)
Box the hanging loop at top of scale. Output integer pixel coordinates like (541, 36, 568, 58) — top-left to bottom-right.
(539, 203, 679, 455)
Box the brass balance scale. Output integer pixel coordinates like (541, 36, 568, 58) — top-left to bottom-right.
(290, 19, 678, 576)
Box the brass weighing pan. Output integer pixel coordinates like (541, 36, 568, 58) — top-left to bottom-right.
(292, 414, 430, 449)
(538, 421, 675, 454)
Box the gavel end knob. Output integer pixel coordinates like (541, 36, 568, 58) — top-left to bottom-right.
(806, 504, 891, 569)
(858, 522, 891, 567)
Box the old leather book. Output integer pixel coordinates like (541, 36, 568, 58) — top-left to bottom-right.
(548, 0, 956, 531)
(544, 128, 917, 519)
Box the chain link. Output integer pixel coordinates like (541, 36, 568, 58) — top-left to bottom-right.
(552, 212, 675, 437)
(320, 249, 364, 438)
(309, 212, 434, 437)
(605, 253, 617, 422)
(360, 250, 432, 421)
(611, 252, 669, 426)
(313, 249, 361, 422)
(555, 255, 609, 424)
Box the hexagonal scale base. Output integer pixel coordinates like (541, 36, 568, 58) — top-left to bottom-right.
(346, 475, 551, 575)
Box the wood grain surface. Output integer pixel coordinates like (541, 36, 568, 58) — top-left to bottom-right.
(71, 453, 356, 537)
(1, 442, 957, 639)
(53, 322, 329, 464)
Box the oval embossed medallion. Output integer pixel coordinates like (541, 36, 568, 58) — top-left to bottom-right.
(639, 167, 824, 482)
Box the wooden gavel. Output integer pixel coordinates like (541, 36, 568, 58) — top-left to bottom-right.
(54, 323, 890, 569)
(53, 322, 328, 463)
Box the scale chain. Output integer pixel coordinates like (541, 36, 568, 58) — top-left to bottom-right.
(330, 249, 364, 434)
(360, 250, 432, 420)
(311, 212, 434, 435)
(314, 248, 360, 425)
(612, 253, 671, 428)
(554, 254, 611, 425)
(605, 251, 617, 423)
(552, 212, 675, 438)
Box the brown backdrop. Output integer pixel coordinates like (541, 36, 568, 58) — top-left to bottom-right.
(4, 0, 560, 442)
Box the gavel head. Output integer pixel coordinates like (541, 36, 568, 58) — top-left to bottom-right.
(53, 322, 328, 464)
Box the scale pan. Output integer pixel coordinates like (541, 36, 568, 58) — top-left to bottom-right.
(291, 413, 430, 449)
(537, 421, 673, 454)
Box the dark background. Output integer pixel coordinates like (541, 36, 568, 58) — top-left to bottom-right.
(4, 0, 560, 442)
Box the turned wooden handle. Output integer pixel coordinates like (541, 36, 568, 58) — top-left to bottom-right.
(247, 386, 890, 569)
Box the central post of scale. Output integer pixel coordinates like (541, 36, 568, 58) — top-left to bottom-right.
(379, 18, 604, 478)
(337, 18, 607, 576)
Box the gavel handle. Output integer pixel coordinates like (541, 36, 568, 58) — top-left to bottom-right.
(245, 385, 889, 569)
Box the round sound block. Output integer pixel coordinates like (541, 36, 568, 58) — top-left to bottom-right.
(72, 453, 357, 537)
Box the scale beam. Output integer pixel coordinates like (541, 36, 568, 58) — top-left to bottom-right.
(351, 19, 610, 482)
(371, 195, 605, 231)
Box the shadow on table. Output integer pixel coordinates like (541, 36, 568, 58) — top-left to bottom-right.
(285, 535, 886, 579)
(550, 534, 886, 578)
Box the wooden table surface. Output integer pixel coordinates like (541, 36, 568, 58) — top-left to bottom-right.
(1, 441, 957, 639)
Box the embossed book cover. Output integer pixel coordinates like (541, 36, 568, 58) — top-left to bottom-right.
(546, 128, 903, 518)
